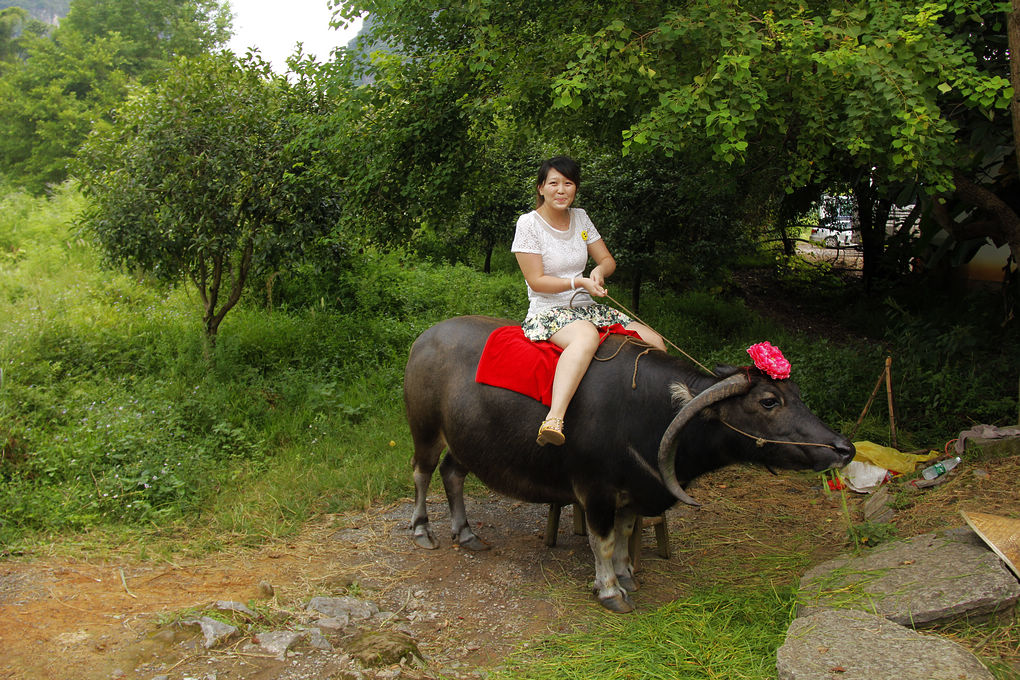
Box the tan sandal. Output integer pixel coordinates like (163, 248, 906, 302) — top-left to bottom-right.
(536, 417, 565, 446)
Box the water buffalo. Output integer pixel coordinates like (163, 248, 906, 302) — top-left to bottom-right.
(403, 315, 854, 612)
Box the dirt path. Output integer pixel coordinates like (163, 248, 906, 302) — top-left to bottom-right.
(0, 465, 867, 680)
(5, 457, 1014, 680)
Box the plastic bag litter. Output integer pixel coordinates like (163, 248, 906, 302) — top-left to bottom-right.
(842, 460, 890, 493)
(852, 441, 938, 474)
(836, 442, 940, 493)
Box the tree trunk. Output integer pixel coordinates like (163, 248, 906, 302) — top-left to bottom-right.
(198, 240, 255, 344)
(483, 242, 493, 274)
(778, 221, 795, 257)
(854, 181, 890, 294)
(950, 172, 1020, 265)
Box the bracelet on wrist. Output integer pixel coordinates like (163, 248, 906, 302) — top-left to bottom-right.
(569, 276, 576, 291)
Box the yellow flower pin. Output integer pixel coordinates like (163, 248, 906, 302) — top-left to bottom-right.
(581, 230, 589, 242)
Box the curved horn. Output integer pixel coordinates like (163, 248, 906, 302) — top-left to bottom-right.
(657, 373, 752, 506)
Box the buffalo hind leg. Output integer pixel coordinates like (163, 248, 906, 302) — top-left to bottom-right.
(410, 440, 443, 550)
(440, 453, 489, 551)
(583, 499, 635, 613)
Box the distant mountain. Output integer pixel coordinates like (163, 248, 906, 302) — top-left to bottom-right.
(0, 0, 68, 25)
(346, 14, 392, 85)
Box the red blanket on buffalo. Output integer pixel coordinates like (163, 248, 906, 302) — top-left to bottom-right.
(474, 324, 640, 406)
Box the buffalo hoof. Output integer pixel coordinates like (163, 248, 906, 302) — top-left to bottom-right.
(598, 592, 636, 614)
(412, 526, 439, 550)
(455, 534, 491, 551)
(617, 574, 639, 593)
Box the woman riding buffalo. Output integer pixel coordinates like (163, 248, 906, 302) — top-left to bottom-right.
(511, 156, 666, 446)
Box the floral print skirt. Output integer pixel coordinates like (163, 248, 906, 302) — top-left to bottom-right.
(522, 303, 633, 342)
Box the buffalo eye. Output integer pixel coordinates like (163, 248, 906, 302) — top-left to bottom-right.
(759, 397, 780, 410)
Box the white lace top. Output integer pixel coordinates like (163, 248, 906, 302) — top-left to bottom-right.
(510, 208, 602, 317)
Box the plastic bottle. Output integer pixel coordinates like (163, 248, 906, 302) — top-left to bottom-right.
(921, 456, 961, 480)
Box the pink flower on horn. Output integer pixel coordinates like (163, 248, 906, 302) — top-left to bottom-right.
(747, 342, 791, 380)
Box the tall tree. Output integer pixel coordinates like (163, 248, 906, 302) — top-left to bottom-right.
(0, 6, 48, 67)
(1010, 0, 1020, 179)
(0, 0, 231, 191)
(330, 0, 757, 281)
(334, 0, 1015, 295)
(551, 0, 1016, 281)
(77, 52, 342, 341)
(60, 0, 230, 82)
(0, 28, 130, 189)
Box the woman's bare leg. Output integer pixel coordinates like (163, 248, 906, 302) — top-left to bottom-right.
(625, 321, 666, 352)
(538, 321, 601, 443)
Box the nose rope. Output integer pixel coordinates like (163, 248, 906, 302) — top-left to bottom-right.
(720, 420, 839, 450)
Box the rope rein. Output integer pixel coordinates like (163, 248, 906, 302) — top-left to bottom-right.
(720, 420, 838, 450)
(593, 336, 654, 389)
(569, 288, 716, 388)
(603, 292, 716, 376)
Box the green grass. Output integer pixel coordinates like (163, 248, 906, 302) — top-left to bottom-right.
(494, 586, 797, 680)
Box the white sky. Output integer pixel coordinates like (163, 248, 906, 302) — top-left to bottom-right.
(226, 0, 364, 72)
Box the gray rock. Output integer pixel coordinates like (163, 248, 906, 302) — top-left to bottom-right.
(313, 615, 350, 632)
(180, 617, 239, 649)
(212, 600, 256, 617)
(304, 628, 333, 651)
(306, 595, 379, 621)
(252, 630, 304, 659)
(347, 629, 422, 667)
(777, 609, 994, 680)
(798, 528, 1020, 627)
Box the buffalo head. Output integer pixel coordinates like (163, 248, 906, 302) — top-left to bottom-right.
(659, 366, 855, 505)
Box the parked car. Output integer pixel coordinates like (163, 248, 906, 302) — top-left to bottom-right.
(809, 225, 856, 248)
(810, 195, 858, 248)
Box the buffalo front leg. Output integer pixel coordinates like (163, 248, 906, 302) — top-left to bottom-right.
(439, 453, 489, 551)
(612, 509, 639, 593)
(410, 443, 442, 550)
(583, 499, 635, 613)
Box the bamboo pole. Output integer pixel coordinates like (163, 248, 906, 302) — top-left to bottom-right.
(885, 357, 898, 449)
(850, 365, 888, 440)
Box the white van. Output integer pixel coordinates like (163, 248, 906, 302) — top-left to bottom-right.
(809, 225, 856, 248)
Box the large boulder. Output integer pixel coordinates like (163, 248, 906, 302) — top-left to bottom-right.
(798, 528, 1020, 627)
(777, 608, 994, 680)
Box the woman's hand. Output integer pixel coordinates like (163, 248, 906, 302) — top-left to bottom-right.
(579, 275, 607, 298)
(585, 242, 616, 298)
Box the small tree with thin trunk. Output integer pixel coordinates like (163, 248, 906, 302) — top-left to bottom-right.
(76, 51, 339, 342)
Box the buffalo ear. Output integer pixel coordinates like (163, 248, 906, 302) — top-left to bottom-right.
(713, 364, 740, 378)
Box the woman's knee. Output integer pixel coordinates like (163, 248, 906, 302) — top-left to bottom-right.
(628, 322, 666, 351)
(551, 320, 600, 351)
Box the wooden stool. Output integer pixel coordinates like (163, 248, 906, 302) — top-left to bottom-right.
(545, 503, 669, 570)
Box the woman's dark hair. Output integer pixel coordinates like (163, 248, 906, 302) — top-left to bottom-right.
(535, 156, 581, 208)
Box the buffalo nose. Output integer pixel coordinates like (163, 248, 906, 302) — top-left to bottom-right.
(834, 439, 855, 466)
